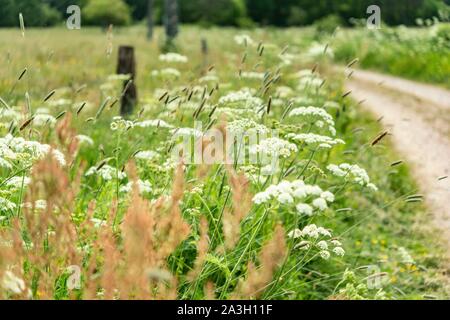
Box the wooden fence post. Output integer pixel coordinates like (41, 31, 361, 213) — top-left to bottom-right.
(117, 46, 137, 116)
(201, 37, 208, 68)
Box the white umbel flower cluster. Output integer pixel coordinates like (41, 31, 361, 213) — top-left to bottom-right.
(151, 68, 181, 78)
(159, 53, 188, 63)
(85, 165, 127, 181)
(327, 163, 378, 191)
(2, 271, 26, 295)
(0, 134, 66, 168)
(249, 138, 298, 158)
(135, 119, 174, 129)
(252, 180, 335, 215)
(288, 106, 336, 136)
(288, 224, 345, 259)
(234, 34, 254, 46)
(218, 89, 263, 110)
(120, 179, 152, 195)
(286, 133, 345, 149)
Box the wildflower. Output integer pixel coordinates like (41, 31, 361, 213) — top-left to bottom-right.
(33, 114, 56, 127)
(312, 198, 328, 211)
(317, 240, 328, 250)
(241, 71, 265, 80)
(135, 150, 159, 161)
(2, 271, 26, 294)
(249, 138, 298, 158)
(333, 247, 345, 256)
(199, 74, 219, 83)
(320, 191, 335, 202)
(0, 197, 17, 211)
(288, 106, 336, 135)
(317, 227, 332, 237)
(327, 163, 377, 190)
(227, 119, 269, 135)
(277, 192, 294, 204)
(319, 250, 331, 260)
(295, 240, 311, 250)
(90, 218, 107, 228)
(296, 203, 313, 216)
(110, 117, 134, 131)
(135, 119, 174, 129)
(4, 176, 31, 190)
(85, 165, 127, 181)
(398, 247, 415, 265)
(159, 53, 188, 63)
(306, 43, 334, 59)
(151, 68, 181, 78)
(52, 149, 66, 166)
(288, 229, 303, 239)
(218, 89, 263, 110)
(302, 224, 319, 238)
(234, 34, 254, 46)
(286, 133, 344, 147)
(76, 135, 94, 146)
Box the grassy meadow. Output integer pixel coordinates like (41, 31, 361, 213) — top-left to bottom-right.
(0, 26, 448, 300)
(331, 24, 450, 88)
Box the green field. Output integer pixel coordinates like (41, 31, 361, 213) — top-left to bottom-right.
(0, 26, 448, 300)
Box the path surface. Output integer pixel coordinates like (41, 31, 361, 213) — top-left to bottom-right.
(345, 69, 450, 243)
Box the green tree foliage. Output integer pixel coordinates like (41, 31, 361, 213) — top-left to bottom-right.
(245, 0, 448, 26)
(0, 0, 61, 27)
(83, 0, 132, 26)
(0, 0, 448, 27)
(125, 0, 149, 21)
(179, 0, 249, 26)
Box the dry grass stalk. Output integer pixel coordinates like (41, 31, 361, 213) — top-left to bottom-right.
(231, 224, 287, 299)
(187, 217, 209, 281)
(83, 162, 191, 299)
(223, 168, 252, 249)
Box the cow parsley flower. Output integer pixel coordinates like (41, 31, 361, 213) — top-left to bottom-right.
(135, 119, 174, 129)
(286, 133, 344, 147)
(333, 247, 345, 256)
(296, 203, 313, 216)
(312, 198, 327, 211)
(218, 89, 263, 110)
(288, 106, 336, 135)
(120, 179, 152, 195)
(319, 250, 331, 260)
(135, 150, 159, 161)
(76, 135, 94, 146)
(317, 240, 328, 250)
(0, 197, 17, 211)
(327, 163, 377, 190)
(241, 71, 265, 80)
(4, 176, 31, 190)
(234, 34, 254, 46)
(288, 229, 303, 239)
(250, 137, 298, 158)
(151, 68, 181, 78)
(85, 165, 127, 181)
(159, 53, 188, 63)
(2, 271, 26, 295)
(33, 114, 56, 127)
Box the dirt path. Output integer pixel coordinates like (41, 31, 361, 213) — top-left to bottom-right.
(345, 69, 450, 244)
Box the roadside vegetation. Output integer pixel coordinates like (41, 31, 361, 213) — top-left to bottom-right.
(0, 26, 448, 299)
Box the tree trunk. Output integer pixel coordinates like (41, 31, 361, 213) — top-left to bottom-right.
(164, 0, 179, 41)
(147, 0, 153, 40)
(117, 46, 137, 116)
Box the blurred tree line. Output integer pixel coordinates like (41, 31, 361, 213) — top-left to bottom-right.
(0, 0, 448, 27)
